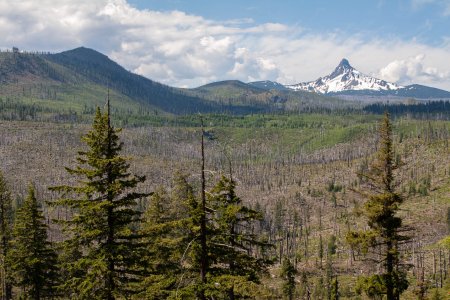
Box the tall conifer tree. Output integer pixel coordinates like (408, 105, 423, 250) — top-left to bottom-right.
(347, 112, 409, 300)
(136, 173, 200, 299)
(8, 185, 57, 300)
(199, 117, 208, 300)
(51, 104, 147, 299)
(0, 172, 13, 300)
(206, 175, 272, 299)
(281, 257, 296, 300)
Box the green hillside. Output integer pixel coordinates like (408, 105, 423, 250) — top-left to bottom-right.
(0, 48, 259, 120)
(46, 47, 226, 114)
(0, 47, 358, 123)
(191, 79, 357, 112)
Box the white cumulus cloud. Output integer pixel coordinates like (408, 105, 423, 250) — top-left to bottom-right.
(378, 54, 450, 86)
(1, 0, 450, 90)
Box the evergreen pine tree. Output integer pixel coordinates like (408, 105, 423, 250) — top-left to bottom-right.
(137, 187, 178, 299)
(431, 288, 443, 300)
(280, 257, 296, 300)
(50, 106, 147, 299)
(347, 112, 409, 300)
(8, 185, 57, 300)
(330, 276, 339, 300)
(325, 256, 333, 300)
(206, 175, 272, 299)
(136, 173, 199, 299)
(0, 171, 13, 300)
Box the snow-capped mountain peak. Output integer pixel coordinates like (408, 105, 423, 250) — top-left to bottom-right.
(287, 58, 402, 94)
(330, 58, 353, 77)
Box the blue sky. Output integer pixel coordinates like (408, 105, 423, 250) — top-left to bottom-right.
(127, 0, 449, 45)
(1, 0, 450, 89)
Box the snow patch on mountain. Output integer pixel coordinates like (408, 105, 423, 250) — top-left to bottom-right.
(247, 80, 288, 90)
(287, 59, 403, 94)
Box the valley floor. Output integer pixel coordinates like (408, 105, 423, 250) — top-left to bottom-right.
(0, 114, 449, 298)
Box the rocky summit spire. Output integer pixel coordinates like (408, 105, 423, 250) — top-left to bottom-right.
(287, 57, 403, 94)
(330, 58, 353, 77)
(339, 58, 351, 68)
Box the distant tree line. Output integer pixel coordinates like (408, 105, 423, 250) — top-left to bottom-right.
(364, 100, 450, 119)
(0, 49, 54, 55)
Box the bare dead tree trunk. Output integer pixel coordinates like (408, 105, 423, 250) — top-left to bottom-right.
(199, 116, 207, 300)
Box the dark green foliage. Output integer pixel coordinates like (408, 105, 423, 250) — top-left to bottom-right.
(135, 173, 272, 299)
(327, 181, 343, 193)
(408, 181, 417, 195)
(206, 175, 272, 298)
(50, 107, 147, 299)
(0, 171, 13, 299)
(325, 257, 333, 299)
(312, 277, 326, 299)
(330, 276, 339, 300)
(431, 288, 443, 300)
(136, 173, 199, 299)
(318, 235, 324, 267)
(8, 185, 58, 299)
(355, 275, 385, 298)
(355, 273, 408, 300)
(347, 112, 409, 300)
(297, 272, 310, 299)
(135, 188, 177, 299)
(327, 235, 337, 256)
(280, 257, 296, 300)
(330, 192, 337, 208)
(364, 100, 450, 118)
(447, 207, 450, 234)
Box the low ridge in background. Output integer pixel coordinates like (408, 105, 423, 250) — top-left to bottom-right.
(1, 46, 450, 125)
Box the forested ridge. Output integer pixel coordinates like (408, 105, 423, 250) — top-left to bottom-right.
(0, 48, 362, 123)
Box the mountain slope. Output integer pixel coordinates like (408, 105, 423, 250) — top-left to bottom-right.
(0, 48, 270, 117)
(3, 47, 349, 117)
(247, 80, 289, 91)
(0, 51, 79, 84)
(386, 84, 450, 98)
(46, 47, 221, 114)
(191, 80, 357, 112)
(287, 58, 401, 93)
(193, 80, 267, 99)
(286, 58, 450, 99)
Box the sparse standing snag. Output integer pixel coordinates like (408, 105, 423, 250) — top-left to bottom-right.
(199, 116, 208, 300)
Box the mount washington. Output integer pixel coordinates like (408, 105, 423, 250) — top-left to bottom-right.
(250, 59, 450, 99)
(287, 59, 400, 93)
